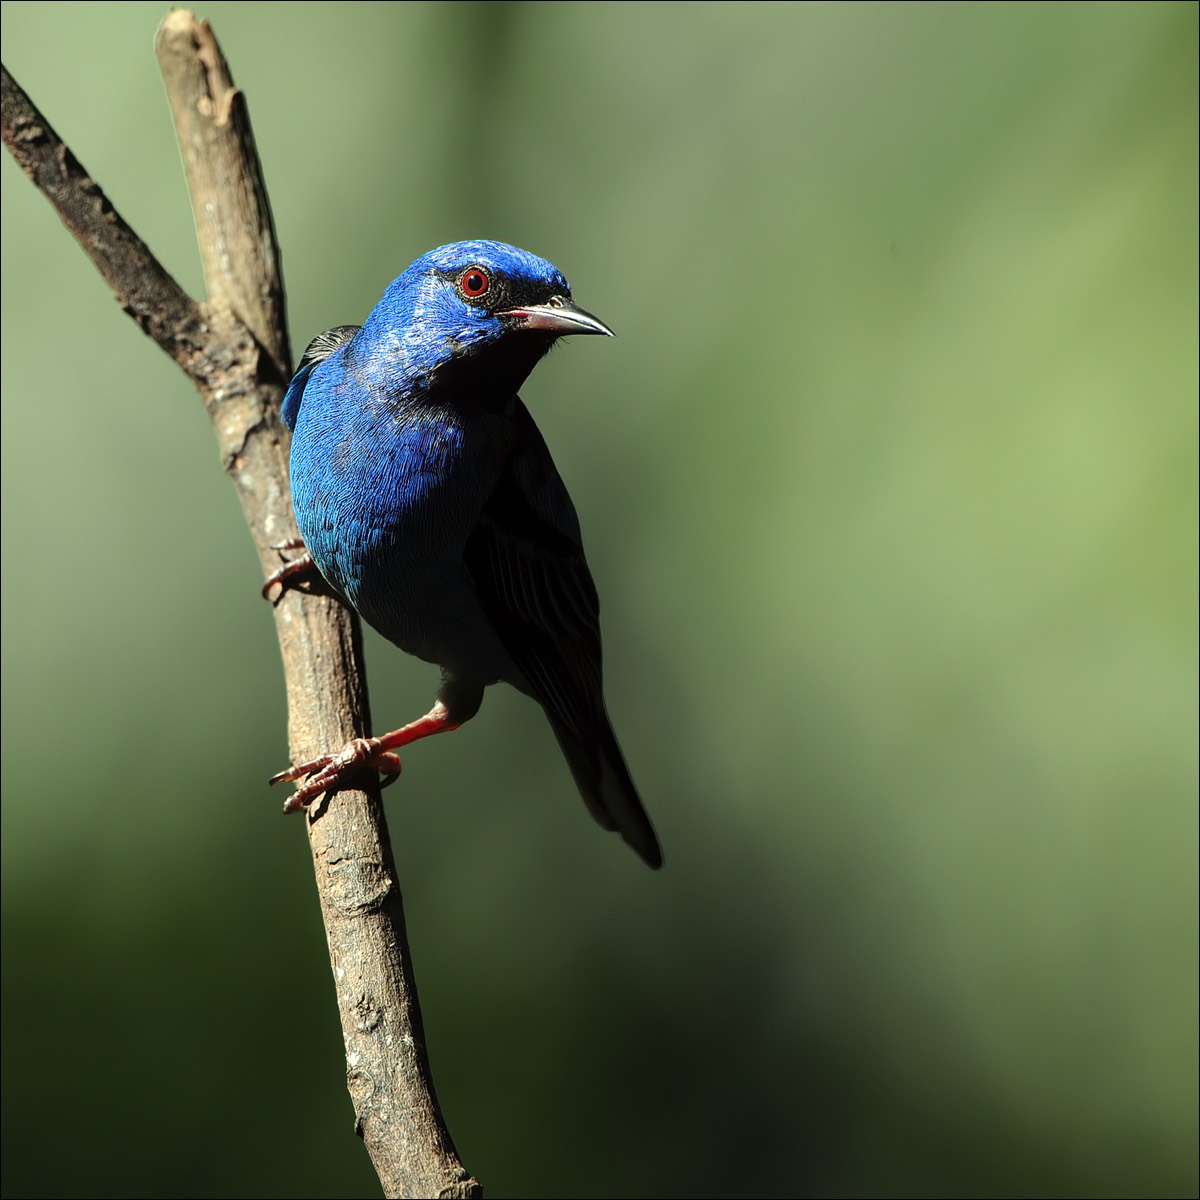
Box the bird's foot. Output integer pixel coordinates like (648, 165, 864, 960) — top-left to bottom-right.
(270, 738, 404, 813)
(269, 702, 462, 813)
(262, 538, 317, 602)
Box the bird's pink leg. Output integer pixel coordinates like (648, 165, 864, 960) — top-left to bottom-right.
(262, 538, 317, 602)
(270, 701, 462, 813)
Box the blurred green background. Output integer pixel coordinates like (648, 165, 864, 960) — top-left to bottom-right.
(2, 2, 1195, 1197)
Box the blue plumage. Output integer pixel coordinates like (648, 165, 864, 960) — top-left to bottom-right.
(272, 241, 662, 868)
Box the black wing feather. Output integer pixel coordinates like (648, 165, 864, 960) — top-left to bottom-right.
(463, 401, 662, 867)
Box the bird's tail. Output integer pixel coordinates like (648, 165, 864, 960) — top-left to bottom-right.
(548, 713, 663, 869)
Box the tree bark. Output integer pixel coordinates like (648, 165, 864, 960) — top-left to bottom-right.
(1, 13, 480, 1199)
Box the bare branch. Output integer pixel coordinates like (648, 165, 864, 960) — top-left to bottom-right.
(155, 10, 289, 383)
(0, 63, 205, 372)
(1, 15, 480, 1198)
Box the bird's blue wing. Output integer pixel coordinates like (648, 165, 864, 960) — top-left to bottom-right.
(282, 325, 361, 430)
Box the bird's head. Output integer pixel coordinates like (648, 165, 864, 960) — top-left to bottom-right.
(364, 240, 612, 399)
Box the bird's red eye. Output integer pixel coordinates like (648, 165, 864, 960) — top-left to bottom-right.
(460, 268, 490, 298)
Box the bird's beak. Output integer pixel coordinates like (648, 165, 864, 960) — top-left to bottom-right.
(499, 296, 614, 337)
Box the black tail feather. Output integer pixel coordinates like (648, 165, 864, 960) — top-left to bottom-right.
(547, 713, 663, 869)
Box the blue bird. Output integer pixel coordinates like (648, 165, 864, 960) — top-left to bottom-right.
(269, 240, 662, 869)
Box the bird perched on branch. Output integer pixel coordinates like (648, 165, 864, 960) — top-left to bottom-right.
(268, 240, 662, 869)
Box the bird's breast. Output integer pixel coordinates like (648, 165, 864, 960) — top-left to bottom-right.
(290, 389, 512, 672)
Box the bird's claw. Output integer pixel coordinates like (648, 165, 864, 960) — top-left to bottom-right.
(378, 754, 403, 789)
(270, 737, 403, 812)
(262, 540, 317, 602)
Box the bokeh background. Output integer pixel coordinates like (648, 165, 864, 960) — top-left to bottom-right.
(2, 3, 1195, 1197)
